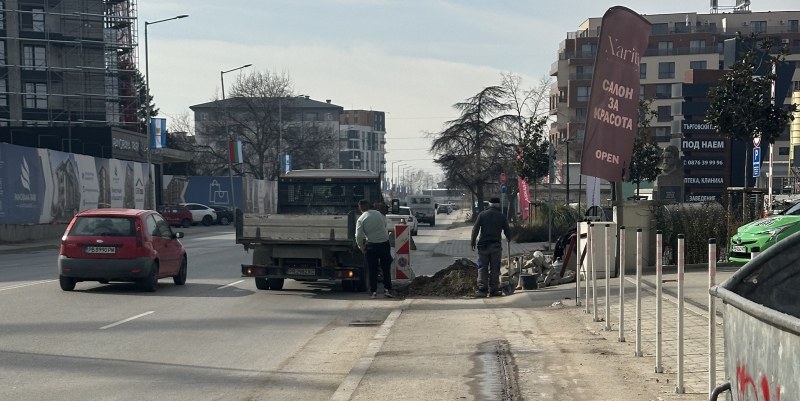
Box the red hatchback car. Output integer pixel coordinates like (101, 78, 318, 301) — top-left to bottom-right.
(58, 208, 188, 292)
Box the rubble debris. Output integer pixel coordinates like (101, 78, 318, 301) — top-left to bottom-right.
(395, 258, 478, 298)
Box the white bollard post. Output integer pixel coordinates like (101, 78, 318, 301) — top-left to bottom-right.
(635, 228, 642, 357)
(676, 234, 685, 394)
(604, 223, 611, 330)
(708, 238, 717, 396)
(655, 230, 663, 373)
(586, 223, 592, 314)
(592, 224, 600, 322)
(576, 223, 582, 307)
(618, 226, 626, 342)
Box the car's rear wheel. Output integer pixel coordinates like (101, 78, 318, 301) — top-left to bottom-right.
(202, 215, 213, 226)
(173, 257, 187, 285)
(255, 277, 269, 290)
(220, 216, 230, 225)
(181, 218, 191, 228)
(59, 275, 76, 291)
(141, 262, 159, 292)
(267, 278, 284, 290)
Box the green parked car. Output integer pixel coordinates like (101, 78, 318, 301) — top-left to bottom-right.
(729, 201, 800, 263)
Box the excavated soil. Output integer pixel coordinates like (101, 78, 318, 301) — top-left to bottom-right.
(394, 258, 478, 298)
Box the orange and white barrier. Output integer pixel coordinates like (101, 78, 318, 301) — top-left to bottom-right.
(392, 224, 415, 280)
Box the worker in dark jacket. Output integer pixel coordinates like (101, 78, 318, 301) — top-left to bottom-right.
(470, 197, 512, 297)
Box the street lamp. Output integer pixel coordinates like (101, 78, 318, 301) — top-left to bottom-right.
(144, 14, 188, 209)
(221, 63, 253, 211)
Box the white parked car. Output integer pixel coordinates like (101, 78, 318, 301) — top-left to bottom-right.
(180, 202, 217, 226)
(386, 206, 418, 236)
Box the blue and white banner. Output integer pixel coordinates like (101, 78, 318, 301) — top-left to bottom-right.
(150, 118, 167, 149)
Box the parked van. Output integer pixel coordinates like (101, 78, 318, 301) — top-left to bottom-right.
(404, 195, 436, 226)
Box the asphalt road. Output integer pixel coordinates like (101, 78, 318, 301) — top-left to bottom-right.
(0, 224, 404, 401)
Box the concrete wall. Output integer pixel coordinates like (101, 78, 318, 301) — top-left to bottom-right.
(614, 200, 656, 274)
(0, 224, 67, 243)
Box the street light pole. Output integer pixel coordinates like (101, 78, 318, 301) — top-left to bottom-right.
(144, 14, 188, 210)
(221, 63, 252, 212)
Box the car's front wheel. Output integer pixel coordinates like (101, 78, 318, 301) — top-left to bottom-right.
(173, 258, 187, 285)
(59, 275, 76, 291)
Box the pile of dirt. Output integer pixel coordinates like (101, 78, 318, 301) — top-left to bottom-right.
(396, 258, 478, 298)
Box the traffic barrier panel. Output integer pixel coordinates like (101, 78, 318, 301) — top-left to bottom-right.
(392, 224, 415, 280)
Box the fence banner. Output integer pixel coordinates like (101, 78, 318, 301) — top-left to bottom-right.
(518, 177, 530, 219)
(580, 6, 651, 182)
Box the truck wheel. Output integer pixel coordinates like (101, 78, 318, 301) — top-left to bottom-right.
(255, 277, 269, 290)
(267, 278, 284, 290)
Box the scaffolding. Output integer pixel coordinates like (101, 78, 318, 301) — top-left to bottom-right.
(0, 0, 139, 131)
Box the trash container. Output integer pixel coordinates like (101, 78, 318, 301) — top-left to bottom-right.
(709, 230, 800, 400)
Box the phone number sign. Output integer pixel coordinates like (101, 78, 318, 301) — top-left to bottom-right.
(683, 157, 725, 169)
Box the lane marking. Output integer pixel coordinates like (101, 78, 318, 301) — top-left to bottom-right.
(330, 298, 412, 401)
(0, 279, 57, 292)
(217, 280, 244, 290)
(100, 311, 154, 330)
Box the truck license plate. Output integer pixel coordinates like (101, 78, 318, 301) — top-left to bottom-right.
(732, 245, 746, 253)
(86, 246, 116, 254)
(287, 268, 316, 276)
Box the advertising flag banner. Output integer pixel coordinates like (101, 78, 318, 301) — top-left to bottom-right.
(150, 118, 167, 149)
(228, 140, 244, 164)
(517, 177, 531, 219)
(579, 6, 651, 182)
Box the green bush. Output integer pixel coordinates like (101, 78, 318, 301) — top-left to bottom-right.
(511, 223, 550, 243)
(653, 202, 729, 264)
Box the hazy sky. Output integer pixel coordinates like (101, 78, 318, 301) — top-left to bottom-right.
(138, 0, 798, 178)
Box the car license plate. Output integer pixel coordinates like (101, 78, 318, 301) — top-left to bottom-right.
(732, 245, 747, 253)
(86, 246, 116, 254)
(287, 268, 316, 276)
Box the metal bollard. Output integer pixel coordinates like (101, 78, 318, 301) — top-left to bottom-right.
(576, 223, 582, 307)
(586, 223, 592, 314)
(750, 246, 760, 260)
(708, 238, 717, 396)
(676, 234, 685, 394)
(604, 223, 611, 330)
(591, 224, 599, 321)
(618, 226, 626, 342)
(635, 228, 642, 357)
(655, 230, 663, 373)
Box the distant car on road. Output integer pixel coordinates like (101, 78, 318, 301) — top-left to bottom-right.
(729, 200, 800, 263)
(386, 206, 418, 236)
(437, 204, 452, 215)
(180, 202, 217, 226)
(210, 205, 235, 225)
(58, 208, 188, 292)
(157, 204, 193, 228)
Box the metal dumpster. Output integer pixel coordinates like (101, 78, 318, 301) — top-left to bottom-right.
(709, 230, 800, 400)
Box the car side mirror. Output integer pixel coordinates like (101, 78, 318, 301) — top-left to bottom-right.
(174, 232, 184, 239)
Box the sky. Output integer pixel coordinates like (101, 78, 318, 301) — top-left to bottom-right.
(138, 0, 798, 181)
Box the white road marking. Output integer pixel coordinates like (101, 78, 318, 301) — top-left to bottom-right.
(217, 280, 244, 289)
(99, 311, 154, 330)
(0, 279, 57, 292)
(330, 298, 412, 401)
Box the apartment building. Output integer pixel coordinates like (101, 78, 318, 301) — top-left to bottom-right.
(0, 0, 137, 129)
(339, 109, 386, 177)
(550, 7, 800, 199)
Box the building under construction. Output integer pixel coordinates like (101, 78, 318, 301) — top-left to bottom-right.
(0, 0, 139, 130)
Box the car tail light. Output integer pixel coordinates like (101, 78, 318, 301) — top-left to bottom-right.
(135, 219, 144, 249)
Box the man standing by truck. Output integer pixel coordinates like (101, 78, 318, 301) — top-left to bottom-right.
(470, 197, 512, 297)
(356, 199, 394, 298)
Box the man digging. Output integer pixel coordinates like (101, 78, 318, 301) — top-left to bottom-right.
(470, 197, 512, 297)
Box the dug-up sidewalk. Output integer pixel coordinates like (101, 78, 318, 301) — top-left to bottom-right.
(336, 249, 732, 400)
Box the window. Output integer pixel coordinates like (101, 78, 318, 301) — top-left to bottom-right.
(675, 21, 690, 33)
(24, 82, 47, 109)
(576, 86, 590, 102)
(575, 108, 587, 120)
(23, 45, 46, 70)
(0, 2, 5, 30)
(651, 23, 668, 35)
(580, 43, 597, 58)
(658, 62, 675, 79)
(655, 127, 671, 141)
(640, 63, 647, 79)
(690, 60, 707, 70)
(639, 86, 645, 100)
(657, 41, 673, 56)
(789, 20, 799, 33)
(32, 8, 44, 32)
(655, 84, 671, 99)
(0, 41, 5, 65)
(657, 106, 672, 122)
(0, 80, 7, 107)
(750, 21, 766, 34)
(689, 39, 706, 54)
(779, 147, 790, 156)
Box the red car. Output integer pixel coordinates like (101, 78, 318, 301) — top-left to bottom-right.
(58, 208, 188, 292)
(157, 205, 193, 228)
